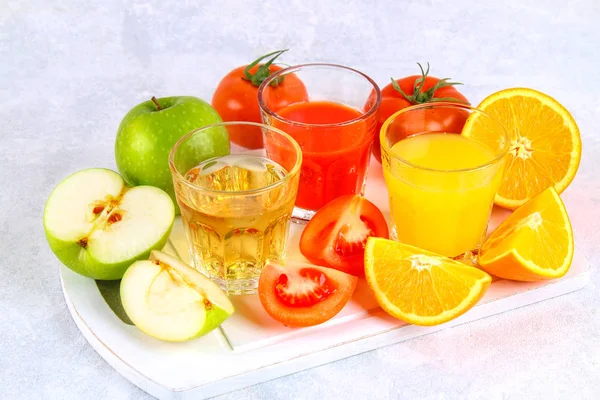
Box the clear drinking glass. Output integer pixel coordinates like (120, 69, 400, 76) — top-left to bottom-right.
(169, 122, 302, 294)
(258, 63, 381, 223)
(380, 103, 509, 263)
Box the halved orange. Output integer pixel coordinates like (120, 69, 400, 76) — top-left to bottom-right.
(479, 187, 573, 281)
(462, 88, 581, 210)
(364, 238, 492, 326)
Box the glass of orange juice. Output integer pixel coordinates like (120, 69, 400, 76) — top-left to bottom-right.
(380, 103, 509, 263)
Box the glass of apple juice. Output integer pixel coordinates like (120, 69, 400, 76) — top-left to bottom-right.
(169, 122, 302, 295)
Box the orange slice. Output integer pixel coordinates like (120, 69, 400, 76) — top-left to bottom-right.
(364, 238, 491, 326)
(462, 88, 581, 210)
(479, 187, 573, 281)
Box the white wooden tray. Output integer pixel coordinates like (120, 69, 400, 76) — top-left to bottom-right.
(59, 159, 591, 399)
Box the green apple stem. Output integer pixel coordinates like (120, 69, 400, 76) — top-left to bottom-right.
(151, 96, 162, 111)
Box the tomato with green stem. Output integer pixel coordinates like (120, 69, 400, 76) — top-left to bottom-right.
(369, 63, 470, 162)
(212, 49, 308, 149)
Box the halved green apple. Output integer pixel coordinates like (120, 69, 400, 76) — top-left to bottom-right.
(120, 251, 234, 342)
(43, 168, 175, 280)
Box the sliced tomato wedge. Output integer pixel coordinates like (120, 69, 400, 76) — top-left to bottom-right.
(258, 261, 358, 327)
(299, 195, 389, 276)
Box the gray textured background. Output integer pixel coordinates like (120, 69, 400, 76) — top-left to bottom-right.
(2, 0, 599, 399)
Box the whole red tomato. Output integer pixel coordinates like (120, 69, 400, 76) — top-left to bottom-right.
(212, 49, 308, 149)
(370, 63, 470, 162)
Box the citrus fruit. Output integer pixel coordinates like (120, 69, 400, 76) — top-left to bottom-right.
(479, 187, 573, 281)
(364, 237, 492, 326)
(462, 88, 581, 210)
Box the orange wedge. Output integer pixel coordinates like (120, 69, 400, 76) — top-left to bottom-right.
(479, 187, 573, 281)
(364, 238, 491, 326)
(462, 88, 581, 210)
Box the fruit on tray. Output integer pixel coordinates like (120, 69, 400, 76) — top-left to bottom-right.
(462, 87, 581, 210)
(479, 187, 573, 281)
(212, 49, 308, 149)
(300, 195, 389, 276)
(258, 261, 358, 327)
(364, 237, 491, 326)
(368, 62, 469, 162)
(115, 96, 228, 213)
(120, 251, 234, 342)
(43, 168, 175, 280)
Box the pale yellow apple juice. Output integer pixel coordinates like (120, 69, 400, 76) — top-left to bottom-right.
(177, 154, 296, 293)
(383, 133, 505, 257)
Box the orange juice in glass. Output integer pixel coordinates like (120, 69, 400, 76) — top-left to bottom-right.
(380, 103, 508, 262)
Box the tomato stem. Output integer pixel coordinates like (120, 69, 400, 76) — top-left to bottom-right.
(242, 49, 289, 87)
(391, 62, 468, 105)
(151, 96, 162, 111)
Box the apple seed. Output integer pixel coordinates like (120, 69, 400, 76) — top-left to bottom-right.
(92, 205, 105, 214)
(108, 212, 123, 224)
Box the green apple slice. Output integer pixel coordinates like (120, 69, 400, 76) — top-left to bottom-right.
(120, 251, 234, 342)
(44, 168, 175, 280)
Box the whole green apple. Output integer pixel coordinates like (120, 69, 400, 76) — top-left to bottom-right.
(115, 96, 229, 213)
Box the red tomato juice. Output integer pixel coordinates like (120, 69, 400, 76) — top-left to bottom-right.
(269, 100, 375, 211)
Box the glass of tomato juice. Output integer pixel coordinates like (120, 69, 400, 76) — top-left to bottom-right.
(258, 63, 382, 222)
